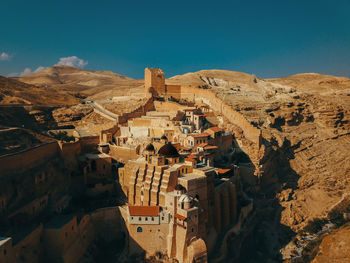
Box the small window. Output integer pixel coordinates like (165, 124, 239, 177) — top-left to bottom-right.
(158, 229, 160, 232)
(192, 228, 194, 232)
(151, 217, 154, 221)
(162, 216, 164, 220)
(139, 217, 142, 221)
(131, 217, 134, 220)
(137, 227, 143, 232)
(145, 217, 148, 221)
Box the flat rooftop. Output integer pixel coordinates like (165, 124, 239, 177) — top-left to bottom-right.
(74, 129, 98, 138)
(179, 172, 206, 181)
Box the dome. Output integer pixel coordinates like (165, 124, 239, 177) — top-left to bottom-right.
(179, 193, 193, 203)
(158, 142, 179, 157)
(145, 143, 155, 152)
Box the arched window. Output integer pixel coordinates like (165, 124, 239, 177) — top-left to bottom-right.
(137, 227, 143, 232)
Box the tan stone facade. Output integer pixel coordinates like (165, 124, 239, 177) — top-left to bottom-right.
(145, 68, 166, 95)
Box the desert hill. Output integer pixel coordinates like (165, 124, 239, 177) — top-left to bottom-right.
(0, 75, 82, 105)
(18, 65, 144, 100)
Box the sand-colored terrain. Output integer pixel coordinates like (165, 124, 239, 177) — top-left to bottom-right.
(18, 65, 144, 101)
(1, 67, 350, 261)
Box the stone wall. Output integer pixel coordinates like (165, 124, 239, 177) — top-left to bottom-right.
(14, 224, 44, 263)
(58, 141, 82, 171)
(117, 96, 154, 124)
(145, 68, 166, 95)
(165, 84, 182, 100)
(79, 136, 99, 152)
(109, 145, 139, 162)
(0, 142, 60, 176)
(93, 101, 119, 121)
(90, 206, 127, 242)
(179, 86, 261, 147)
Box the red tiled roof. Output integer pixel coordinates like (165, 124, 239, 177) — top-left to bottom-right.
(191, 132, 209, 138)
(174, 213, 187, 221)
(187, 155, 198, 159)
(197, 143, 208, 148)
(128, 206, 159, 216)
(194, 113, 206, 117)
(181, 146, 192, 151)
(209, 126, 222, 133)
(217, 168, 231, 174)
(184, 108, 195, 111)
(185, 158, 196, 163)
(204, 145, 218, 150)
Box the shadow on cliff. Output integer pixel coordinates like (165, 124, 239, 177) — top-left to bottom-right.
(226, 136, 300, 263)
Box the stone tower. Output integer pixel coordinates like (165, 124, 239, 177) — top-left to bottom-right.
(145, 68, 166, 96)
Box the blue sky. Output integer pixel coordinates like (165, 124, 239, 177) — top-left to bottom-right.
(0, 0, 349, 79)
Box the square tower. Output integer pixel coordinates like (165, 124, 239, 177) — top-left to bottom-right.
(145, 68, 166, 95)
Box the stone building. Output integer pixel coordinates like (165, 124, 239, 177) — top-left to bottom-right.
(118, 138, 238, 262)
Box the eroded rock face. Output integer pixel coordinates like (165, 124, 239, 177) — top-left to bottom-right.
(312, 223, 350, 263)
(167, 70, 350, 261)
(52, 104, 93, 124)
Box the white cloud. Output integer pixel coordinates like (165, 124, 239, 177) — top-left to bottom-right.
(34, 66, 46, 73)
(55, 56, 88, 68)
(9, 66, 46, 77)
(0, 52, 10, 61)
(20, 68, 32, 76)
(6, 55, 87, 77)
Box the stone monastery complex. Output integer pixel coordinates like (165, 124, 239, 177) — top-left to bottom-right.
(0, 68, 261, 263)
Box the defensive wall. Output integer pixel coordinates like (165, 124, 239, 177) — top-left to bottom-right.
(116, 96, 154, 124)
(0, 142, 60, 176)
(14, 224, 43, 263)
(92, 101, 119, 121)
(90, 206, 127, 242)
(0, 135, 100, 177)
(109, 144, 139, 162)
(176, 86, 261, 147)
(58, 140, 82, 171)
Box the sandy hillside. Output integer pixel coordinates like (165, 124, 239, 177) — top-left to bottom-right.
(18, 65, 144, 100)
